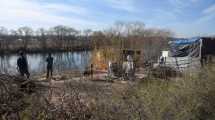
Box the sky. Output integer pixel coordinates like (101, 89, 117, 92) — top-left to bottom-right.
(0, 0, 214, 37)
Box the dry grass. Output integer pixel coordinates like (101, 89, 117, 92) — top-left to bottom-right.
(1, 65, 215, 120)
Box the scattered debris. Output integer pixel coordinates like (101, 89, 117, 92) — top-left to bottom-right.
(151, 66, 182, 79)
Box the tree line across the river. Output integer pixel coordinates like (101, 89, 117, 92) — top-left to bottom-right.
(0, 21, 173, 58)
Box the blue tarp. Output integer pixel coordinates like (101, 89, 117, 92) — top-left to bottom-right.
(169, 37, 201, 57)
(170, 37, 201, 46)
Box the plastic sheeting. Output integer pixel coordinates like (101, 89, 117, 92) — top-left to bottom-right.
(170, 38, 201, 57)
(169, 37, 201, 46)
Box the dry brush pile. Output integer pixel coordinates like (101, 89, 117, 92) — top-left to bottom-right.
(0, 74, 94, 120)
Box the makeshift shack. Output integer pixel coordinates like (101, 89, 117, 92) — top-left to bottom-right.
(201, 37, 215, 64)
(160, 37, 215, 71)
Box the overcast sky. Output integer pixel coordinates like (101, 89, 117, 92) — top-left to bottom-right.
(0, 0, 214, 37)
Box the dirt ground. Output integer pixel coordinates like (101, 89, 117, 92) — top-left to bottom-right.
(32, 71, 142, 106)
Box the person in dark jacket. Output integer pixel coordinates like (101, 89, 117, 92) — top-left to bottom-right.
(17, 51, 30, 78)
(46, 53, 54, 79)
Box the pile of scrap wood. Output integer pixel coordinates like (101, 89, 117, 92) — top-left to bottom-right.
(0, 74, 47, 93)
(0, 74, 47, 118)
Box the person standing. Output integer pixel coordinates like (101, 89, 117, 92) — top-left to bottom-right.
(108, 61, 113, 77)
(17, 51, 30, 78)
(122, 55, 134, 80)
(160, 56, 165, 65)
(46, 53, 54, 79)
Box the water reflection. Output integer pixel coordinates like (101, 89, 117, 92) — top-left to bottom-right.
(0, 51, 91, 75)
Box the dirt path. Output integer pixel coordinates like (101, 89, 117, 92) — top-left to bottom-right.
(33, 72, 137, 106)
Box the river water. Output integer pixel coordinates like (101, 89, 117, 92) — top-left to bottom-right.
(0, 51, 91, 75)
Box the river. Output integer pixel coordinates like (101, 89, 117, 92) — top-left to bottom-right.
(0, 51, 91, 75)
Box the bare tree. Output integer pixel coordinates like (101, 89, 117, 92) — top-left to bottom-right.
(91, 31, 106, 49)
(0, 27, 9, 50)
(36, 28, 47, 50)
(10, 29, 18, 36)
(66, 27, 78, 36)
(0, 26, 8, 36)
(84, 29, 92, 40)
(17, 27, 34, 50)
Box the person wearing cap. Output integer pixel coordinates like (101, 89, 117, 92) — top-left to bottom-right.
(17, 51, 30, 78)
